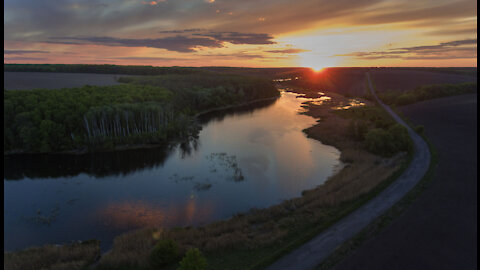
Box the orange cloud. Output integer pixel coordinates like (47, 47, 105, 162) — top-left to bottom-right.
(141, 0, 164, 6)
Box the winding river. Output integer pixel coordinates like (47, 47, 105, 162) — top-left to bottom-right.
(4, 90, 341, 251)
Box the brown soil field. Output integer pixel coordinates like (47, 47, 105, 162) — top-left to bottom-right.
(4, 72, 134, 90)
(369, 69, 477, 93)
(333, 93, 477, 270)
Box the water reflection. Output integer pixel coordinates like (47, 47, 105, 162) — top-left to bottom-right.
(94, 198, 216, 230)
(332, 98, 366, 110)
(4, 99, 276, 181)
(4, 91, 341, 252)
(4, 146, 173, 180)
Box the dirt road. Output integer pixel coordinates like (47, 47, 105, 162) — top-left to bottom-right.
(265, 73, 431, 270)
(334, 93, 477, 270)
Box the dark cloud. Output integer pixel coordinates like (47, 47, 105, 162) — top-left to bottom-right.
(202, 52, 289, 60)
(48, 35, 223, 53)
(107, 56, 187, 61)
(47, 30, 276, 52)
(353, 0, 476, 26)
(4, 50, 49, 54)
(158, 29, 204, 34)
(397, 39, 477, 52)
(4, 56, 48, 61)
(337, 39, 477, 60)
(265, 48, 309, 54)
(193, 31, 275, 45)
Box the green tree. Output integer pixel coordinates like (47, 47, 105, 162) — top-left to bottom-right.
(177, 248, 207, 270)
(149, 239, 179, 267)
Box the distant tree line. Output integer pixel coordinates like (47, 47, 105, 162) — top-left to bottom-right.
(4, 72, 279, 153)
(378, 82, 477, 106)
(118, 73, 279, 111)
(4, 64, 200, 75)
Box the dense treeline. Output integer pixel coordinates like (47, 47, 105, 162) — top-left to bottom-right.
(4, 73, 279, 153)
(4, 85, 174, 152)
(378, 82, 477, 106)
(4, 64, 199, 75)
(119, 73, 279, 112)
(339, 106, 412, 157)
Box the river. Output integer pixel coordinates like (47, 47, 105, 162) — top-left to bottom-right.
(4, 90, 341, 251)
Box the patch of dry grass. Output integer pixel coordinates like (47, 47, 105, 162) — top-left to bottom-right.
(4, 240, 100, 270)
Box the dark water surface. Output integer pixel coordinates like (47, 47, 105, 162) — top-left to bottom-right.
(4, 91, 341, 251)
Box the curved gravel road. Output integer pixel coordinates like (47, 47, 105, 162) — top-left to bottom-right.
(265, 72, 431, 270)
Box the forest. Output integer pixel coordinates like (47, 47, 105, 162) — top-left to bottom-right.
(4, 72, 279, 153)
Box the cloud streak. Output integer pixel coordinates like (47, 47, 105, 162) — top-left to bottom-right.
(48, 35, 223, 52)
(4, 50, 49, 54)
(192, 31, 275, 45)
(265, 48, 310, 54)
(47, 30, 276, 52)
(337, 39, 477, 60)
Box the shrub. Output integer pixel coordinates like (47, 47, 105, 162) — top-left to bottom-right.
(415, 125, 425, 135)
(364, 124, 411, 157)
(347, 120, 369, 140)
(177, 248, 207, 270)
(150, 239, 179, 267)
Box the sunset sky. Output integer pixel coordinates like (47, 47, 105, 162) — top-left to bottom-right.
(4, 0, 477, 68)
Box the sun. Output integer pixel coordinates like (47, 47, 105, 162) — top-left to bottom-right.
(297, 51, 339, 71)
(311, 66, 325, 73)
